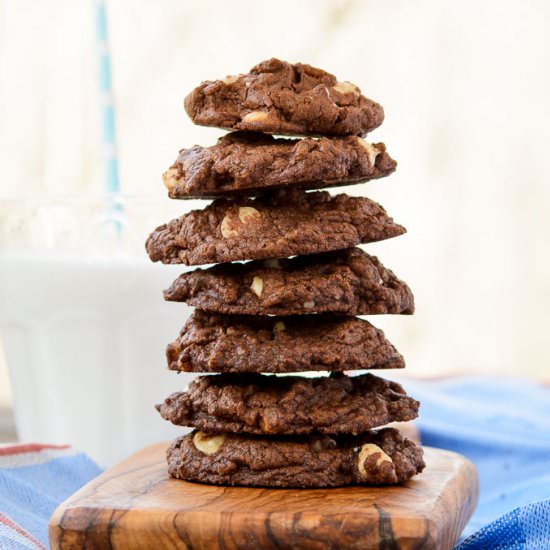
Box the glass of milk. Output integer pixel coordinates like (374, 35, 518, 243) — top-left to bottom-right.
(0, 196, 198, 465)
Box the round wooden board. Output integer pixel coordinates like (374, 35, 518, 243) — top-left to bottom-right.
(49, 443, 478, 550)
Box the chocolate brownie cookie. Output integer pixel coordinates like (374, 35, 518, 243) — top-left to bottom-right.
(164, 248, 414, 316)
(164, 132, 396, 199)
(166, 310, 404, 373)
(184, 58, 384, 137)
(146, 189, 405, 266)
(157, 372, 419, 435)
(167, 428, 425, 488)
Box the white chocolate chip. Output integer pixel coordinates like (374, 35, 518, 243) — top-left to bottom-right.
(162, 166, 180, 191)
(356, 138, 380, 167)
(357, 443, 392, 479)
(242, 111, 270, 123)
(238, 206, 261, 224)
(303, 300, 315, 309)
(332, 81, 360, 96)
(193, 431, 226, 455)
(263, 258, 282, 269)
(220, 214, 239, 238)
(226, 327, 238, 336)
(223, 75, 239, 85)
(273, 321, 285, 332)
(250, 276, 263, 298)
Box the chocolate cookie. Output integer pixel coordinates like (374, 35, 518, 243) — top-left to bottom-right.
(167, 428, 425, 488)
(166, 310, 404, 373)
(184, 58, 384, 137)
(164, 248, 414, 316)
(146, 190, 405, 266)
(157, 372, 419, 435)
(164, 132, 396, 199)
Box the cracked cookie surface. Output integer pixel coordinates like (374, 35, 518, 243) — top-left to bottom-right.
(146, 190, 405, 266)
(164, 132, 396, 199)
(157, 372, 419, 435)
(163, 248, 414, 316)
(166, 310, 404, 373)
(184, 58, 384, 137)
(167, 428, 425, 488)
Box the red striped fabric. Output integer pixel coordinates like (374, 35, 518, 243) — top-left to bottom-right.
(0, 443, 70, 457)
(0, 511, 45, 549)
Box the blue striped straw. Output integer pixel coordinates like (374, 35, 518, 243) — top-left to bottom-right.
(95, 0, 120, 198)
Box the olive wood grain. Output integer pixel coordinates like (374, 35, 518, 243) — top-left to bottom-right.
(49, 443, 477, 550)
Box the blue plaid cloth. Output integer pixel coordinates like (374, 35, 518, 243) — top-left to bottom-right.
(1, 377, 549, 549)
(0, 445, 100, 549)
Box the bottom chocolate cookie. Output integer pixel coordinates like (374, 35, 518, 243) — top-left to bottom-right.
(167, 428, 424, 488)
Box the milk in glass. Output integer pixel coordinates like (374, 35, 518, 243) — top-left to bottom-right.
(0, 197, 197, 465)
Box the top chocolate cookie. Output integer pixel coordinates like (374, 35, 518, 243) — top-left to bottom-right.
(164, 132, 396, 199)
(184, 58, 384, 137)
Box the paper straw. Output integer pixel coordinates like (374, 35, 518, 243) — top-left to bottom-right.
(95, 0, 120, 196)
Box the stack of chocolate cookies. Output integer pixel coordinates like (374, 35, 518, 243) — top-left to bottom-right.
(147, 58, 425, 488)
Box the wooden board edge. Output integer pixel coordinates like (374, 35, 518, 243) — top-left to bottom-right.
(423, 453, 479, 549)
(49, 445, 479, 550)
(49, 442, 164, 549)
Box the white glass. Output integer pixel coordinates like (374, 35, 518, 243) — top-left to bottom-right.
(0, 196, 198, 465)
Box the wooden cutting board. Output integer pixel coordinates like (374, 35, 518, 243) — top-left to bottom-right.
(49, 443, 477, 550)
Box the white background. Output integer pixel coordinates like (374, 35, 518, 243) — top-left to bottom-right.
(1, 0, 550, 409)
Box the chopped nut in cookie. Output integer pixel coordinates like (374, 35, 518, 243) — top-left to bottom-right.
(242, 111, 270, 123)
(220, 214, 239, 238)
(332, 81, 360, 96)
(238, 206, 261, 224)
(162, 166, 180, 191)
(193, 431, 226, 455)
(357, 443, 392, 479)
(250, 276, 263, 297)
(356, 138, 380, 166)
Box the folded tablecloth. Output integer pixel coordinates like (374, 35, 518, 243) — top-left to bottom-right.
(1, 376, 549, 549)
(404, 376, 550, 549)
(0, 444, 100, 549)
